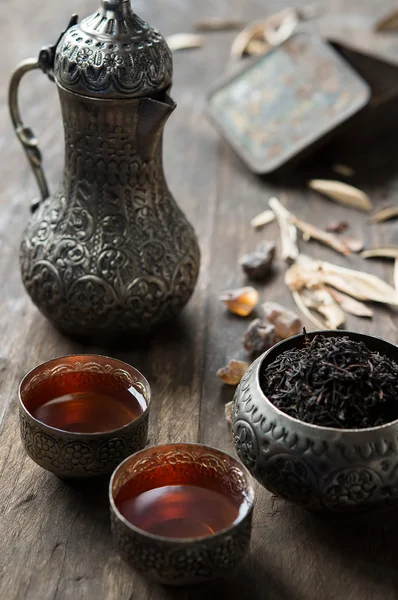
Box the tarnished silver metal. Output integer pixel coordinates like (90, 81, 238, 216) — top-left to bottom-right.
(8, 1, 200, 337)
(109, 443, 254, 586)
(19, 355, 150, 478)
(54, 0, 173, 98)
(232, 330, 398, 513)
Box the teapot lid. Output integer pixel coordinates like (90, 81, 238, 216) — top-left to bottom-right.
(54, 0, 173, 98)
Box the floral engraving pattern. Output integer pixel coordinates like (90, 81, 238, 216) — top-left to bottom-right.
(233, 421, 258, 471)
(19, 410, 149, 477)
(258, 454, 318, 506)
(54, 8, 172, 98)
(111, 503, 252, 585)
(20, 96, 200, 336)
(323, 468, 381, 507)
(112, 447, 252, 506)
(232, 355, 398, 512)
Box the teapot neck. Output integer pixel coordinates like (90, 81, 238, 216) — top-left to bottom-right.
(81, 0, 138, 40)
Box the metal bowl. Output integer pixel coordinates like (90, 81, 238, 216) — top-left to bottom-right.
(19, 355, 150, 478)
(109, 443, 255, 586)
(232, 330, 398, 513)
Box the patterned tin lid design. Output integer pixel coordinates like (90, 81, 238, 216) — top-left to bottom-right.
(207, 33, 371, 174)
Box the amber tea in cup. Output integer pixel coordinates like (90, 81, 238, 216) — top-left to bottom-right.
(19, 355, 150, 478)
(115, 466, 246, 539)
(110, 443, 255, 585)
(27, 371, 146, 434)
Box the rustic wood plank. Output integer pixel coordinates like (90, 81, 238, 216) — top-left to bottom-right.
(1, 0, 398, 599)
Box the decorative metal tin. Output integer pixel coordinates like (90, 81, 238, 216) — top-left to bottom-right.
(207, 33, 371, 174)
(110, 443, 255, 586)
(19, 355, 150, 478)
(232, 330, 398, 513)
(8, 0, 200, 337)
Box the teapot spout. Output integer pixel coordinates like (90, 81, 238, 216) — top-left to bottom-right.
(137, 93, 176, 161)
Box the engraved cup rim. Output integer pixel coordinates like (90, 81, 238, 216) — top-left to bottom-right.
(109, 442, 255, 544)
(19, 353, 151, 438)
(256, 329, 398, 435)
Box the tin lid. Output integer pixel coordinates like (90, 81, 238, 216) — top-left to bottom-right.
(207, 33, 371, 174)
(54, 0, 173, 98)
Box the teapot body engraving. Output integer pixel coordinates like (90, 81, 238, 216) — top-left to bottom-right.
(10, 1, 200, 337)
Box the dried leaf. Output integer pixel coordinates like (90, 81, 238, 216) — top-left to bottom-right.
(332, 164, 355, 177)
(326, 220, 348, 233)
(291, 215, 351, 256)
(361, 246, 398, 260)
(230, 9, 298, 58)
(394, 259, 398, 294)
(231, 22, 269, 58)
(265, 9, 299, 46)
(166, 33, 205, 51)
(375, 10, 398, 32)
(217, 360, 249, 385)
(288, 255, 398, 305)
(343, 238, 364, 253)
(308, 179, 373, 212)
(195, 18, 245, 32)
(245, 39, 269, 55)
(220, 286, 259, 316)
(327, 287, 373, 318)
(269, 196, 299, 263)
(300, 285, 345, 329)
(370, 206, 398, 223)
(321, 260, 398, 304)
(251, 209, 276, 229)
(291, 291, 326, 329)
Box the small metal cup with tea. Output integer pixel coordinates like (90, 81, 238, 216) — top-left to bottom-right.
(19, 355, 150, 478)
(109, 443, 255, 586)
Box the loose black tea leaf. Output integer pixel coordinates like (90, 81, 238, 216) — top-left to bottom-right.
(260, 335, 398, 428)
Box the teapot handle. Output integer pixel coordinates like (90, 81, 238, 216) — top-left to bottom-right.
(8, 58, 51, 209)
(8, 15, 78, 212)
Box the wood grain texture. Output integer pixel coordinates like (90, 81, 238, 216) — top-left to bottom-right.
(1, 0, 398, 598)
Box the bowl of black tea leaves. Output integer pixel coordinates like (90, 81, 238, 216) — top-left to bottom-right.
(232, 330, 398, 513)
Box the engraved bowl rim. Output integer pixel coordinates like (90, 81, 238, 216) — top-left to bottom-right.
(19, 353, 151, 438)
(109, 441, 255, 544)
(255, 329, 398, 435)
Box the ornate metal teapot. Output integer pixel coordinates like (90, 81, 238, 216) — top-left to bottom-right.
(9, 0, 200, 338)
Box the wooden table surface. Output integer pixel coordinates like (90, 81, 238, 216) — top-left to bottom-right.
(1, 1, 398, 598)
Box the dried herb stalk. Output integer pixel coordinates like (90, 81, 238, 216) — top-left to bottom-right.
(269, 196, 299, 263)
(374, 10, 398, 32)
(166, 33, 205, 51)
(195, 18, 245, 32)
(332, 164, 355, 177)
(361, 247, 398, 260)
(370, 206, 398, 223)
(286, 255, 398, 305)
(291, 215, 351, 256)
(251, 210, 276, 229)
(300, 285, 345, 329)
(395, 259, 398, 294)
(291, 291, 326, 329)
(327, 288, 373, 318)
